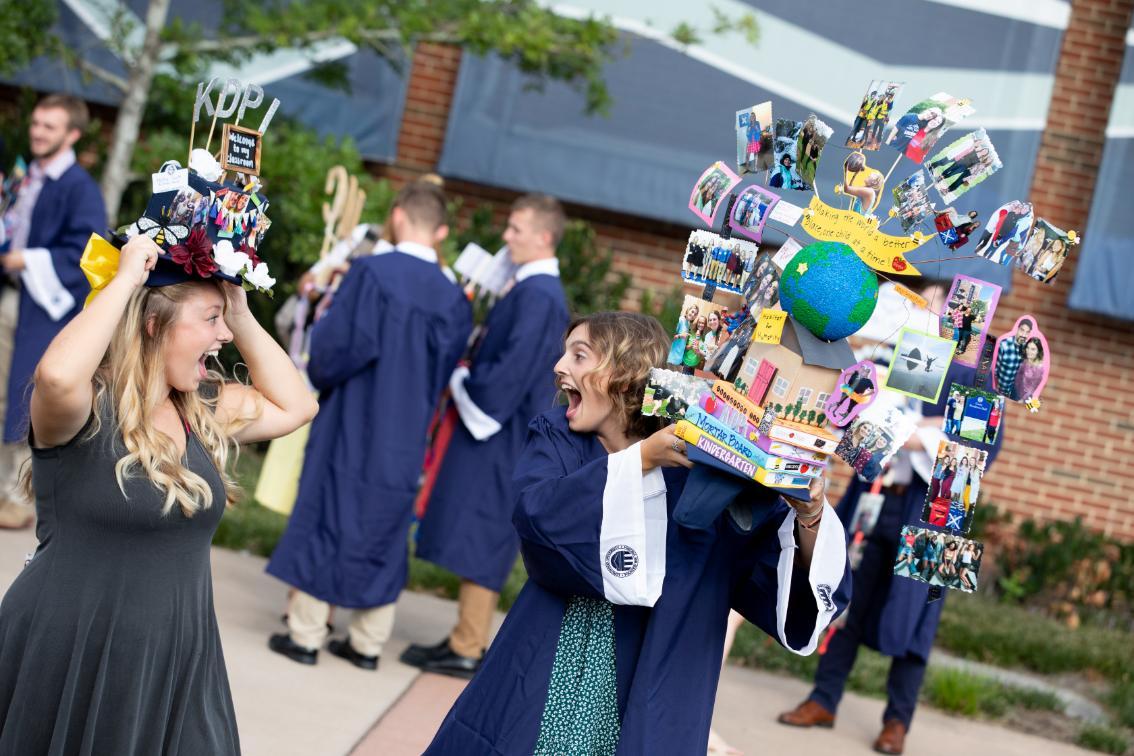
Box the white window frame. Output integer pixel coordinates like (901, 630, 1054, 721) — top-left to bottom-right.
(815, 392, 829, 408)
(796, 387, 813, 406)
(772, 377, 790, 398)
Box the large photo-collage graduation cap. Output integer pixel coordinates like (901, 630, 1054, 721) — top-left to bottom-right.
(636, 69, 1080, 592)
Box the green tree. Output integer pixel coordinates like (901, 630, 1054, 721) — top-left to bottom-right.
(452, 204, 630, 315)
(639, 286, 684, 335)
(0, 0, 56, 76)
(806, 409, 816, 425)
(816, 411, 827, 426)
(23, 0, 624, 219)
(969, 298, 989, 321)
(9, 0, 759, 220)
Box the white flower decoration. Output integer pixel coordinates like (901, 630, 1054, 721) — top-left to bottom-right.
(189, 148, 223, 182)
(212, 240, 251, 278)
(245, 262, 276, 292)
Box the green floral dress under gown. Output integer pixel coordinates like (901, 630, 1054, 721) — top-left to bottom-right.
(0, 403, 240, 755)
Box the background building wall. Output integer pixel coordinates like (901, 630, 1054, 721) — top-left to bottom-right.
(374, 1, 1134, 538)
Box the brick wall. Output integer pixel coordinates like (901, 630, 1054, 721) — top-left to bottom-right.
(980, 0, 1134, 539)
(375, 1, 1134, 538)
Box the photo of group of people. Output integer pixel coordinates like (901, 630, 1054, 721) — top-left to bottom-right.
(927, 128, 1002, 204)
(934, 207, 982, 250)
(923, 439, 987, 533)
(834, 395, 917, 482)
(894, 525, 982, 593)
(681, 230, 762, 294)
(736, 102, 774, 175)
(840, 152, 887, 217)
(166, 186, 210, 228)
(892, 170, 934, 233)
(641, 367, 712, 422)
(731, 185, 780, 242)
(742, 252, 780, 312)
(1016, 218, 1076, 284)
(886, 91, 975, 164)
(939, 274, 1001, 367)
(667, 295, 731, 375)
(993, 315, 1050, 404)
(942, 384, 1004, 445)
(974, 200, 1034, 266)
(689, 161, 741, 225)
(846, 80, 903, 151)
(884, 327, 955, 403)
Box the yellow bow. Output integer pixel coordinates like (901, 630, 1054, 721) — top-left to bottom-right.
(79, 233, 121, 307)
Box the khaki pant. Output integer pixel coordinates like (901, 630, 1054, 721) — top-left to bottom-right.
(288, 590, 396, 657)
(448, 580, 498, 659)
(0, 287, 30, 510)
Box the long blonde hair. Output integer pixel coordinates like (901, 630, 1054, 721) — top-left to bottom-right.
(27, 281, 256, 516)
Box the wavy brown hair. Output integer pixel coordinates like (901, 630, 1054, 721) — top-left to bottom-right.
(563, 311, 669, 441)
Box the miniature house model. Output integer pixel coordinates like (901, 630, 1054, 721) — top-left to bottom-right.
(736, 316, 856, 421)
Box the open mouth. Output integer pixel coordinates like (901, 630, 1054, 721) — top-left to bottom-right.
(560, 381, 583, 420)
(198, 350, 219, 379)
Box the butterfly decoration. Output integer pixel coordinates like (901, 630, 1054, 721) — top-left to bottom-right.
(133, 211, 189, 248)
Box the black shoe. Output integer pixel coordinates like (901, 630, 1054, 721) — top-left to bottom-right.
(268, 633, 317, 665)
(420, 647, 483, 680)
(327, 638, 379, 671)
(400, 637, 455, 668)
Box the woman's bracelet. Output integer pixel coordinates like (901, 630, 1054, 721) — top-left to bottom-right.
(796, 504, 824, 530)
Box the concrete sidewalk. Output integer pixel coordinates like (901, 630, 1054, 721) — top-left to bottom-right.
(0, 528, 1095, 755)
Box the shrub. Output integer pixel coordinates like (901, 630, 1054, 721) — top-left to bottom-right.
(1076, 723, 1130, 755)
(938, 596, 1134, 685)
(990, 514, 1134, 630)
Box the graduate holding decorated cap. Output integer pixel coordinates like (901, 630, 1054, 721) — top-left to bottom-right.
(425, 312, 850, 755)
(405, 194, 569, 678)
(0, 191, 316, 752)
(266, 181, 472, 669)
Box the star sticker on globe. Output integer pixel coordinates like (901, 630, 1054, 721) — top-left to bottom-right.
(796, 262, 809, 275)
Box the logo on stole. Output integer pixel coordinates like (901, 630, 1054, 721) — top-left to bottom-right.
(605, 545, 640, 578)
(816, 584, 835, 612)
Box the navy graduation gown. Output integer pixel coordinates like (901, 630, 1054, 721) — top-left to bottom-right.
(416, 273, 569, 591)
(833, 362, 1002, 659)
(6, 164, 105, 442)
(425, 409, 851, 755)
(266, 250, 472, 608)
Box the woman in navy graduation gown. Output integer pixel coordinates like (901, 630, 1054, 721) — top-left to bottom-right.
(426, 312, 851, 755)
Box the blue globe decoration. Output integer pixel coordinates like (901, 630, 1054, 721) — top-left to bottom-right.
(778, 242, 879, 341)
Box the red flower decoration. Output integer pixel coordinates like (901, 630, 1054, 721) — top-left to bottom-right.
(170, 227, 218, 278)
(239, 238, 261, 268)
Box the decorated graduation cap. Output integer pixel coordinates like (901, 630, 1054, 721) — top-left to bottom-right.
(82, 77, 281, 303)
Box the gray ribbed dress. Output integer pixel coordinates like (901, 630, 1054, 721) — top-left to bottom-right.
(0, 403, 240, 754)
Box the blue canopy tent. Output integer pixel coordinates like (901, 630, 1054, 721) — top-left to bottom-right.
(438, 0, 1070, 289)
(3, 0, 410, 163)
(1068, 26, 1134, 321)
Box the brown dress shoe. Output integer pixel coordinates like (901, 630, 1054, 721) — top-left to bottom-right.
(776, 700, 835, 728)
(873, 719, 907, 754)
